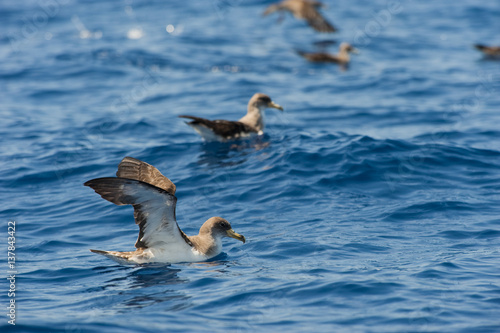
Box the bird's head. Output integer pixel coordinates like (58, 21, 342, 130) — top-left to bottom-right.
(340, 42, 359, 54)
(202, 217, 246, 243)
(249, 93, 284, 112)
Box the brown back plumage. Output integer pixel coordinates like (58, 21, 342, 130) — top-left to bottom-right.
(178, 115, 257, 140)
(474, 44, 500, 56)
(297, 50, 342, 63)
(297, 42, 358, 64)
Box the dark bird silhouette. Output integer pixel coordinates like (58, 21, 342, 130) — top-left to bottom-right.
(474, 44, 500, 57)
(297, 42, 358, 64)
(264, 0, 336, 33)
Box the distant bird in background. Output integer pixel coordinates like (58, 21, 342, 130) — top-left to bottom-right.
(264, 0, 336, 33)
(474, 44, 500, 57)
(179, 93, 284, 142)
(297, 42, 358, 65)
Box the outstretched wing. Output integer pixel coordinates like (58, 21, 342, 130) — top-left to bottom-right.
(179, 115, 257, 140)
(84, 177, 192, 249)
(301, 2, 336, 32)
(263, 3, 283, 16)
(116, 156, 176, 195)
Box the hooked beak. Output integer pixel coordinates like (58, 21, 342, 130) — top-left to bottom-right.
(268, 101, 284, 112)
(226, 229, 246, 243)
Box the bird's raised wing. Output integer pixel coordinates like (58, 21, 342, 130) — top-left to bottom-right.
(263, 3, 283, 16)
(116, 156, 176, 195)
(84, 177, 192, 249)
(301, 3, 336, 32)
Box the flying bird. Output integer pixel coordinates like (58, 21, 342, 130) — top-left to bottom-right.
(263, 0, 336, 33)
(297, 42, 358, 65)
(85, 157, 245, 264)
(179, 93, 283, 142)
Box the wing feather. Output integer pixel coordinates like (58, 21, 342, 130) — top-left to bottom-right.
(301, 3, 336, 32)
(263, 3, 283, 16)
(116, 156, 176, 195)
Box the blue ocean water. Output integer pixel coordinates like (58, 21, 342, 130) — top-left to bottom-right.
(1, 0, 500, 332)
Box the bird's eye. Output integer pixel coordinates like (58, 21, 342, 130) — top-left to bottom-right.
(259, 96, 271, 103)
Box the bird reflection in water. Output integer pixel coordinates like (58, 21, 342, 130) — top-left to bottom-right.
(91, 265, 190, 311)
(196, 136, 271, 168)
(91, 258, 236, 311)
